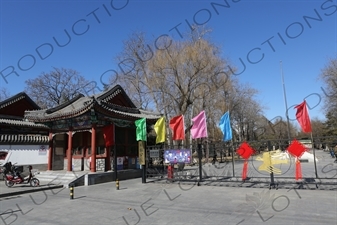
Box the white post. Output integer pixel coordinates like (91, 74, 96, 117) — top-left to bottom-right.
(84, 174, 89, 186)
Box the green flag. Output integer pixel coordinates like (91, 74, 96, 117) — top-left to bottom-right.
(135, 118, 147, 141)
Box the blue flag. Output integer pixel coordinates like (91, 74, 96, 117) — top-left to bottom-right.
(219, 111, 232, 141)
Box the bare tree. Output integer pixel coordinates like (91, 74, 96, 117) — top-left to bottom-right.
(227, 81, 264, 142)
(113, 32, 155, 110)
(115, 29, 230, 112)
(25, 67, 96, 108)
(113, 28, 266, 143)
(0, 87, 10, 101)
(320, 58, 337, 113)
(256, 116, 297, 142)
(296, 117, 325, 142)
(318, 58, 337, 140)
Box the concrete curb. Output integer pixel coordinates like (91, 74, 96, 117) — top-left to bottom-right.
(0, 185, 64, 198)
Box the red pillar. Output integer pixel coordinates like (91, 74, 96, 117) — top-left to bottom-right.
(47, 131, 53, 170)
(67, 128, 73, 171)
(91, 124, 97, 172)
(105, 123, 114, 171)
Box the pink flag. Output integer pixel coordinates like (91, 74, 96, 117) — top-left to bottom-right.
(191, 110, 208, 139)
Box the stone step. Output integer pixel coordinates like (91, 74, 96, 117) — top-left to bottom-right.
(35, 171, 87, 185)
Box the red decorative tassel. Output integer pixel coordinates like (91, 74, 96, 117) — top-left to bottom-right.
(295, 158, 302, 180)
(242, 160, 248, 180)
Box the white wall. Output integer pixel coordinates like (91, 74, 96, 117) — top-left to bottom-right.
(0, 144, 49, 165)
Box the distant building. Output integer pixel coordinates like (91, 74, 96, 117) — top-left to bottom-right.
(298, 139, 312, 149)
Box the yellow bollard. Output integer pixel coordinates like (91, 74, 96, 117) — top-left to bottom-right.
(70, 184, 74, 200)
(116, 179, 119, 190)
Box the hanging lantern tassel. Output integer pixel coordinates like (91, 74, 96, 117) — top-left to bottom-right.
(295, 158, 302, 180)
(242, 160, 248, 180)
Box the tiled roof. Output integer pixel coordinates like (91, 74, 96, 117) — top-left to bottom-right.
(0, 92, 40, 110)
(0, 118, 49, 129)
(25, 85, 162, 122)
(96, 85, 136, 108)
(45, 94, 84, 114)
(25, 97, 94, 122)
(100, 102, 161, 119)
(0, 134, 49, 143)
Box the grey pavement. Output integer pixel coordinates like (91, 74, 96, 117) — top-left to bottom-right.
(0, 178, 336, 225)
(0, 180, 63, 198)
(0, 149, 335, 224)
(0, 149, 336, 198)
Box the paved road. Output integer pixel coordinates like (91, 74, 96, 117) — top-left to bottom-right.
(0, 149, 335, 224)
(0, 178, 336, 225)
(0, 179, 63, 198)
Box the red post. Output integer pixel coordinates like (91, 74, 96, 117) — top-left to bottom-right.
(47, 131, 53, 170)
(167, 164, 174, 180)
(91, 124, 97, 172)
(67, 128, 73, 171)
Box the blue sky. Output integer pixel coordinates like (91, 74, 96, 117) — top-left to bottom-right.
(0, 0, 336, 122)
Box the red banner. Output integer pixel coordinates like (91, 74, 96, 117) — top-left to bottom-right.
(103, 124, 114, 147)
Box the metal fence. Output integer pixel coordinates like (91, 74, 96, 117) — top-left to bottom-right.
(145, 137, 337, 188)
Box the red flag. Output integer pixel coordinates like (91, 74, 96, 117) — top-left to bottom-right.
(294, 100, 312, 133)
(102, 124, 114, 147)
(169, 115, 185, 140)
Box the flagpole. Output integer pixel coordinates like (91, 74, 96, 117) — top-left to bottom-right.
(190, 89, 195, 157)
(280, 61, 291, 141)
(226, 92, 235, 177)
(205, 112, 209, 163)
(310, 132, 318, 178)
(190, 105, 194, 154)
(197, 138, 202, 186)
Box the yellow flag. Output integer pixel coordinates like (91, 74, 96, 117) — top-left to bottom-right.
(154, 117, 166, 144)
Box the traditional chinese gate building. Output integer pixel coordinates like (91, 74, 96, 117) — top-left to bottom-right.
(24, 85, 161, 172)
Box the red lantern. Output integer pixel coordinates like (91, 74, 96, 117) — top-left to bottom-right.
(236, 142, 255, 180)
(287, 139, 307, 180)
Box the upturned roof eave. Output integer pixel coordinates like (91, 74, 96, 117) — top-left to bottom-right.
(97, 103, 162, 121)
(25, 101, 94, 123)
(0, 118, 49, 129)
(0, 92, 41, 110)
(97, 85, 137, 108)
(24, 85, 162, 123)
